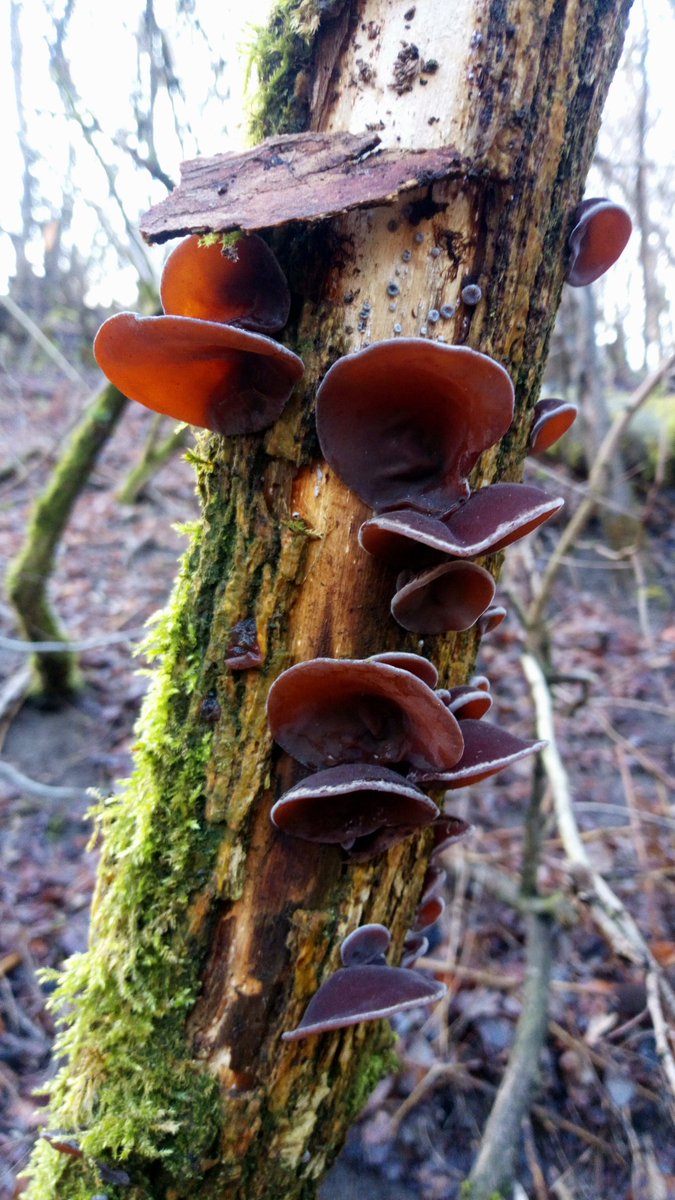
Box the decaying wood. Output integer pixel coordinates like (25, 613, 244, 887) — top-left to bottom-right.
(140, 131, 471, 242)
(26, 2, 633, 1199)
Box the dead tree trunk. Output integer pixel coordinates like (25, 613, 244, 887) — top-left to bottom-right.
(25, 1, 631, 1198)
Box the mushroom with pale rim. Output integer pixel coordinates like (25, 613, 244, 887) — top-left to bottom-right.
(477, 605, 507, 636)
(316, 339, 514, 516)
(438, 684, 493, 720)
(340, 924, 391, 967)
(267, 657, 463, 772)
(359, 483, 564, 568)
(410, 720, 546, 788)
(529, 398, 578, 454)
(566, 198, 632, 287)
(368, 651, 438, 689)
(282, 927, 446, 1041)
(270, 763, 438, 856)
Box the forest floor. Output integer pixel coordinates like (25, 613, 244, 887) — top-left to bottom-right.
(1, 364, 674, 1200)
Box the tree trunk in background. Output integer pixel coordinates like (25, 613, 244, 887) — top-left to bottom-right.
(25, 2, 632, 1198)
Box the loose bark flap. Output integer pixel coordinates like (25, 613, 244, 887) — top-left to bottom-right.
(140, 130, 467, 243)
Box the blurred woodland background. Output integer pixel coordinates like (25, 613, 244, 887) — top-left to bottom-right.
(1, 1, 674, 1197)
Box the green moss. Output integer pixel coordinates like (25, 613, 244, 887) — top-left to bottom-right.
(343, 1040, 400, 1122)
(246, 0, 321, 141)
(24, 527, 223, 1197)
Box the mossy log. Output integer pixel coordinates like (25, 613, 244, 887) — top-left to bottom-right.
(6, 381, 128, 703)
(24, 0, 631, 1197)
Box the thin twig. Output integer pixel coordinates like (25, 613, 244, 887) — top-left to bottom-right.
(645, 971, 675, 1120)
(0, 293, 88, 388)
(0, 627, 148, 654)
(0, 761, 91, 804)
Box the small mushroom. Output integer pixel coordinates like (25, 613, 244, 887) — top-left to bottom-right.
(360, 483, 564, 567)
(160, 233, 290, 333)
(368, 651, 438, 689)
(410, 719, 546, 787)
(270, 762, 438, 855)
(225, 617, 263, 669)
(267, 657, 463, 771)
(440, 684, 493, 720)
(391, 560, 495, 633)
(282, 959, 446, 1040)
(476, 605, 507, 636)
(529, 398, 578, 454)
(413, 894, 446, 932)
(93, 312, 304, 434)
(341, 924, 391, 967)
(401, 932, 429, 968)
(316, 340, 514, 515)
(431, 814, 473, 856)
(566, 198, 632, 287)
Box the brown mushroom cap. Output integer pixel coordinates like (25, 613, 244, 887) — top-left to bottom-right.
(368, 652, 438, 689)
(413, 894, 446, 932)
(341, 924, 391, 967)
(282, 963, 446, 1040)
(431, 814, 473, 856)
(160, 233, 291, 333)
(529, 398, 578, 454)
(267, 658, 463, 771)
(93, 312, 304, 434)
(476, 605, 507, 636)
(391, 561, 495, 633)
(360, 483, 564, 566)
(566, 198, 632, 287)
(410, 719, 546, 787)
(401, 933, 429, 968)
(440, 684, 493, 720)
(316, 339, 514, 515)
(270, 763, 438, 851)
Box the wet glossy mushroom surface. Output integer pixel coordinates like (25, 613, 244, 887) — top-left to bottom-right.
(160, 233, 291, 333)
(282, 962, 446, 1041)
(410, 720, 546, 787)
(267, 658, 464, 771)
(566, 198, 632, 287)
(316, 340, 514, 515)
(529, 398, 578, 454)
(270, 763, 438, 850)
(93, 313, 304, 434)
(391, 560, 496, 633)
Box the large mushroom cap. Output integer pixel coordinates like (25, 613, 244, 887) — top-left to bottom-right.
(267, 657, 464, 771)
(360, 483, 564, 566)
(160, 233, 291, 333)
(392, 561, 495, 634)
(270, 763, 438, 851)
(410, 719, 546, 787)
(316, 340, 514, 515)
(566, 198, 632, 287)
(93, 312, 304, 434)
(282, 963, 446, 1040)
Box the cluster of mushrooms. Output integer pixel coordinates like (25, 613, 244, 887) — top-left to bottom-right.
(93, 194, 631, 1042)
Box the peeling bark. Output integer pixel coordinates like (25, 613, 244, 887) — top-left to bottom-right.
(25, 2, 632, 1198)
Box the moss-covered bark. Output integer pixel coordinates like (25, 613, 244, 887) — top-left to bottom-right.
(24, 0, 632, 1197)
(6, 381, 129, 703)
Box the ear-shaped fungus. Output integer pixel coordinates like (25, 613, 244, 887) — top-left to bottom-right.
(391, 561, 495, 633)
(432, 814, 473, 856)
(410, 719, 546, 787)
(368, 652, 438, 689)
(267, 657, 463, 771)
(282, 927, 446, 1041)
(360, 483, 564, 567)
(316, 340, 514, 515)
(529, 398, 578, 454)
(160, 233, 291, 333)
(566, 198, 632, 287)
(439, 684, 493, 720)
(270, 763, 438, 855)
(401, 933, 429, 968)
(93, 313, 303, 435)
(477, 605, 507, 636)
(413, 894, 446, 932)
(341, 924, 391, 967)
